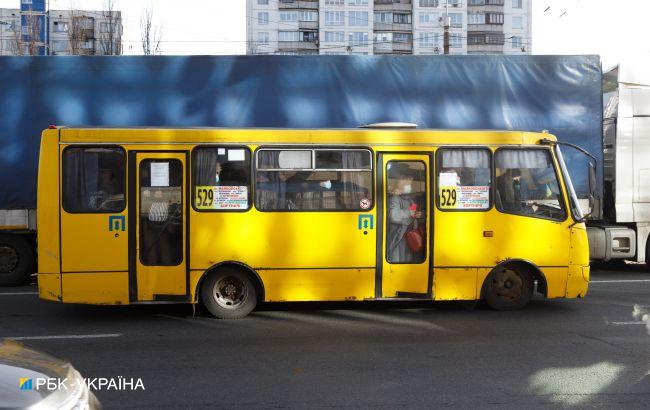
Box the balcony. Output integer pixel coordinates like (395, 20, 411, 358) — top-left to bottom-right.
(278, 0, 319, 10)
(278, 40, 318, 51)
(374, 41, 412, 54)
(298, 21, 318, 30)
(374, 2, 412, 12)
(374, 22, 412, 31)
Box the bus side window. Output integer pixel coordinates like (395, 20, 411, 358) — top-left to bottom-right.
(495, 149, 567, 221)
(436, 148, 491, 211)
(62, 147, 125, 213)
(192, 147, 251, 211)
(255, 148, 373, 211)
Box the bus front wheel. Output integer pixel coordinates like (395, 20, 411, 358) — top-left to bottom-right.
(200, 268, 258, 319)
(483, 266, 533, 310)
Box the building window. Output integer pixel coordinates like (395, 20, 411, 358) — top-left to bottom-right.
(22, 0, 33, 4)
(512, 0, 522, 7)
(393, 13, 412, 24)
(468, 13, 484, 25)
(419, 0, 439, 7)
(279, 11, 298, 22)
(449, 12, 462, 27)
(324, 31, 345, 42)
(511, 36, 521, 49)
(468, 0, 484, 4)
(437, 148, 491, 211)
(486, 0, 504, 4)
(374, 12, 392, 24)
(52, 40, 68, 52)
(299, 11, 318, 22)
(192, 147, 252, 211)
(486, 13, 504, 24)
(258, 12, 269, 25)
(419, 12, 437, 25)
(325, 0, 345, 4)
(62, 147, 125, 213)
(419, 32, 439, 48)
(486, 32, 504, 44)
(255, 149, 373, 211)
(301, 31, 318, 42)
(257, 0, 269, 4)
(258, 32, 269, 44)
(53, 21, 69, 32)
(393, 32, 411, 43)
(348, 0, 368, 4)
(348, 11, 368, 26)
(468, 33, 484, 45)
(100, 22, 117, 33)
(495, 149, 566, 221)
(279, 31, 300, 41)
(447, 0, 461, 5)
(512, 15, 523, 29)
(374, 32, 392, 43)
(348, 31, 369, 46)
(450, 33, 462, 48)
(325, 11, 345, 26)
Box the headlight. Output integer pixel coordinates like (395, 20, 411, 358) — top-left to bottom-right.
(30, 365, 98, 410)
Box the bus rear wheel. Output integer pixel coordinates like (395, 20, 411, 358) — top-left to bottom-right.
(483, 266, 533, 310)
(0, 235, 34, 287)
(200, 268, 257, 319)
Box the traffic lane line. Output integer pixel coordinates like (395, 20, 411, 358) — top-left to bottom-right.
(4, 334, 122, 341)
(608, 321, 646, 325)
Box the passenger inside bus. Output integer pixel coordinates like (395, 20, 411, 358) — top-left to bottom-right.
(387, 162, 426, 263)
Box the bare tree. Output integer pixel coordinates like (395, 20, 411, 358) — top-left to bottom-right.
(100, 0, 122, 55)
(12, 7, 44, 55)
(67, 9, 95, 55)
(140, 6, 162, 55)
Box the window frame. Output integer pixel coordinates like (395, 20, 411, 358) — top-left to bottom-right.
(493, 146, 569, 223)
(61, 145, 127, 214)
(435, 147, 493, 213)
(253, 145, 375, 213)
(190, 145, 253, 213)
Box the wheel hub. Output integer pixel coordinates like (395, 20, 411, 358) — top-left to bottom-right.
(213, 276, 247, 309)
(0, 245, 19, 273)
(492, 269, 523, 301)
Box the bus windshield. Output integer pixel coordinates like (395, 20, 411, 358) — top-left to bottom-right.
(555, 145, 584, 221)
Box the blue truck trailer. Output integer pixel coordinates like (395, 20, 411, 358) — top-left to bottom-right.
(0, 54, 603, 285)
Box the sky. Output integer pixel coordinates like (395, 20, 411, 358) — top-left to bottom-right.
(1, 0, 649, 68)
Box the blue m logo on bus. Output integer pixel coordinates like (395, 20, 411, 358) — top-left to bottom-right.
(358, 214, 374, 230)
(108, 215, 126, 232)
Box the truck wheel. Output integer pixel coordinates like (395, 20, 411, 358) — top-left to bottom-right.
(483, 266, 533, 310)
(200, 268, 257, 319)
(0, 235, 34, 286)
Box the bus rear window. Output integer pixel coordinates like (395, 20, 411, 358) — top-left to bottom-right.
(62, 147, 125, 213)
(256, 148, 373, 211)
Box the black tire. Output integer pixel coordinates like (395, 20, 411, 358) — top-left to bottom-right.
(483, 265, 533, 310)
(0, 235, 34, 286)
(200, 267, 258, 319)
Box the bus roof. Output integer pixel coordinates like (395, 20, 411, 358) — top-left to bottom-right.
(53, 127, 557, 146)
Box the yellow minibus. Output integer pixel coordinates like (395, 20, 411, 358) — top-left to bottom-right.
(37, 126, 590, 318)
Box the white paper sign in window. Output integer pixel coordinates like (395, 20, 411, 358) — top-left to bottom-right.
(150, 162, 169, 187)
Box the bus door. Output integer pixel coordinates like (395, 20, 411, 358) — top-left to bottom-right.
(378, 154, 432, 298)
(129, 152, 188, 302)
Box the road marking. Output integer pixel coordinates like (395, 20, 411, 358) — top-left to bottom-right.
(0, 292, 38, 296)
(590, 280, 650, 283)
(608, 321, 647, 326)
(5, 333, 122, 341)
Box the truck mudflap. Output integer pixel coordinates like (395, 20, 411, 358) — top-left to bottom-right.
(566, 265, 589, 298)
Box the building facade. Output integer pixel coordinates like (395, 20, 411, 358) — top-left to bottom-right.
(247, 0, 530, 55)
(0, 0, 122, 56)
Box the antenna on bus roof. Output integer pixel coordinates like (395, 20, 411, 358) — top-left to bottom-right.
(358, 122, 418, 129)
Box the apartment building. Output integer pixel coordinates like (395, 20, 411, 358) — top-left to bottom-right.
(247, 0, 530, 55)
(0, 0, 122, 56)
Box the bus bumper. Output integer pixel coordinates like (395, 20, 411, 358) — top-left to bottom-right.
(565, 265, 589, 298)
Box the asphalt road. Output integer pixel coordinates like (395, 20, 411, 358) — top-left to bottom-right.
(1, 265, 649, 409)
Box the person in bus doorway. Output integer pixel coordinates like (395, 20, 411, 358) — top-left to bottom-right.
(387, 164, 424, 263)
